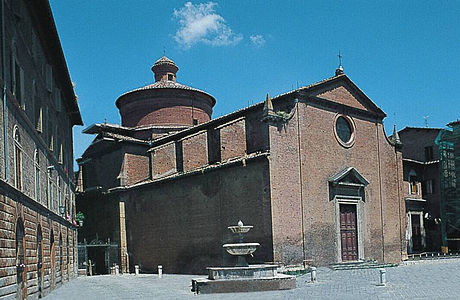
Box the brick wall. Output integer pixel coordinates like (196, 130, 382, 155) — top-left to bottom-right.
(151, 142, 177, 179)
(123, 158, 272, 274)
(218, 118, 246, 162)
(267, 103, 304, 265)
(245, 110, 269, 154)
(266, 81, 405, 266)
(123, 153, 149, 185)
(181, 131, 208, 172)
(399, 129, 441, 162)
(117, 90, 214, 128)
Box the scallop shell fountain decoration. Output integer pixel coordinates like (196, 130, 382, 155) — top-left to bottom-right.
(222, 220, 260, 267)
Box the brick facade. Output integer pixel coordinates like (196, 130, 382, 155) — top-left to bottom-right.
(0, 1, 82, 298)
(77, 62, 406, 275)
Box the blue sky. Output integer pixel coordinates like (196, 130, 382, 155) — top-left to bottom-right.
(49, 1, 460, 170)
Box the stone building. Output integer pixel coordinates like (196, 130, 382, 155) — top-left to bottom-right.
(0, 1, 82, 298)
(77, 57, 407, 275)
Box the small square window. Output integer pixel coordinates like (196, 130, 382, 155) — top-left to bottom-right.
(193, 119, 198, 125)
(167, 74, 173, 81)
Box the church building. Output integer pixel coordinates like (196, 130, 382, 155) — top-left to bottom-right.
(77, 56, 407, 274)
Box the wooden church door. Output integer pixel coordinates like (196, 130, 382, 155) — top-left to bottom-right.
(340, 204, 358, 261)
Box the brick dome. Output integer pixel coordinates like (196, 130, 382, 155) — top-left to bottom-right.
(116, 56, 215, 128)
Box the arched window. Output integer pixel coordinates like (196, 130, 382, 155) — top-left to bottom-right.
(16, 218, 25, 284)
(34, 150, 40, 202)
(10, 40, 24, 109)
(13, 126, 22, 190)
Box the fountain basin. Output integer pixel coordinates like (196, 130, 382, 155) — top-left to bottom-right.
(223, 243, 260, 256)
(227, 225, 253, 234)
(207, 264, 277, 280)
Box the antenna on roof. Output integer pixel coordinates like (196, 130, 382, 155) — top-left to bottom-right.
(423, 116, 429, 127)
(163, 46, 166, 56)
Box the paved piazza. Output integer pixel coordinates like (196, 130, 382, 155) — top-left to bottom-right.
(45, 259, 460, 299)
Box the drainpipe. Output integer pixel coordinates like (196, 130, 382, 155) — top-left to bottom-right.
(1, 0, 8, 181)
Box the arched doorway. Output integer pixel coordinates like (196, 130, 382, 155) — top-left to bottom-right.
(37, 226, 43, 298)
(50, 229, 55, 289)
(16, 218, 26, 299)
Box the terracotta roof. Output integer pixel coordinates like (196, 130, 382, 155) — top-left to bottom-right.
(153, 56, 176, 67)
(147, 74, 386, 148)
(119, 80, 214, 100)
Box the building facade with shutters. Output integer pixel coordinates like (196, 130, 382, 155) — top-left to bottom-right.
(77, 56, 407, 275)
(0, 0, 82, 298)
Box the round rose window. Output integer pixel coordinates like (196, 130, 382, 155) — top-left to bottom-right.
(334, 115, 355, 147)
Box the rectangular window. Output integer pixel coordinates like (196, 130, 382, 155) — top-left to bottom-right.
(425, 146, 433, 161)
(12, 61, 24, 109)
(14, 62, 20, 99)
(410, 181, 418, 195)
(14, 146, 22, 191)
(59, 144, 63, 164)
(49, 133, 54, 152)
(37, 108, 43, 132)
(19, 67, 25, 110)
(57, 178, 61, 212)
(35, 165, 40, 202)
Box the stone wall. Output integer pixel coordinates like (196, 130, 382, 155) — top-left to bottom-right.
(0, 192, 77, 299)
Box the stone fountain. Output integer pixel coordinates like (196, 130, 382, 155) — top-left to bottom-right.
(191, 221, 296, 294)
(222, 220, 259, 267)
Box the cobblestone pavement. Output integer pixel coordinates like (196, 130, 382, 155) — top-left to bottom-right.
(45, 258, 460, 300)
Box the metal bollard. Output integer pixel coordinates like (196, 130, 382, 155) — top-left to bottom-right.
(158, 265, 163, 279)
(135, 265, 139, 275)
(115, 265, 119, 275)
(378, 268, 386, 286)
(310, 267, 317, 283)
